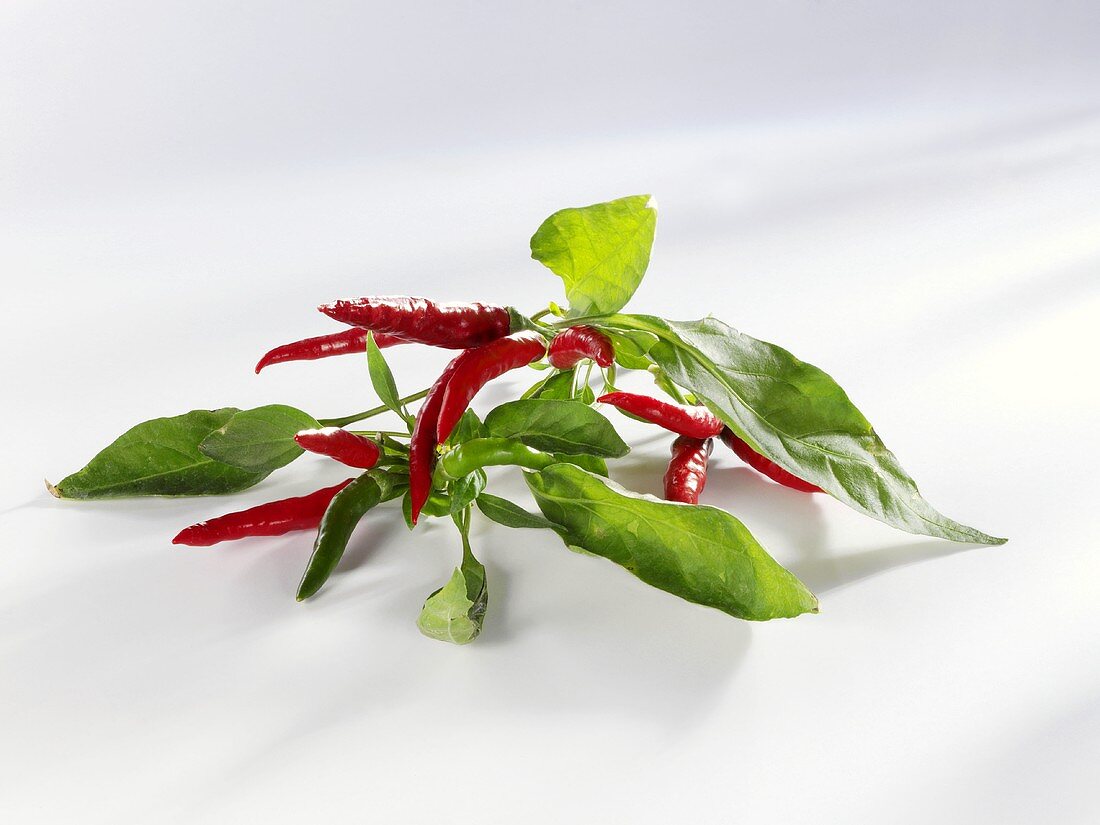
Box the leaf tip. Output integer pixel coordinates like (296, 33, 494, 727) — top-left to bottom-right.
(44, 478, 61, 498)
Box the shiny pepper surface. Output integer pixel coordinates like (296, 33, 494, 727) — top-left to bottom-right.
(664, 436, 712, 504)
(597, 392, 723, 439)
(547, 326, 614, 369)
(720, 428, 821, 493)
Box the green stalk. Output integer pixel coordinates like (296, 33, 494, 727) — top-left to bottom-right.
(318, 388, 430, 429)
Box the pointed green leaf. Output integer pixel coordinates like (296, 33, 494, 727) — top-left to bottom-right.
(526, 464, 818, 621)
(606, 314, 1005, 544)
(485, 399, 629, 457)
(198, 404, 319, 472)
(365, 332, 410, 425)
(52, 409, 269, 499)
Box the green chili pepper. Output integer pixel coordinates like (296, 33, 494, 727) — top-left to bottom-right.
(434, 437, 557, 483)
(296, 470, 403, 600)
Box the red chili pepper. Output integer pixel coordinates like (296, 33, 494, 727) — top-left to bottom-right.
(719, 428, 822, 493)
(547, 326, 614, 369)
(255, 328, 405, 373)
(318, 296, 512, 349)
(408, 359, 464, 525)
(664, 436, 713, 504)
(172, 479, 354, 546)
(294, 428, 381, 469)
(435, 332, 548, 443)
(597, 392, 723, 439)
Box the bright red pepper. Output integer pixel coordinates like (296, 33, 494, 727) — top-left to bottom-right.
(255, 328, 405, 373)
(719, 428, 821, 493)
(171, 479, 354, 546)
(664, 436, 713, 504)
(294, 428, 381, 469)
(408, 359, 463, 525)
(547, 326, 614, 369)
(597, 392, 723, 439)
(435, 332, 548, 443)
(318, 296, 512, 349)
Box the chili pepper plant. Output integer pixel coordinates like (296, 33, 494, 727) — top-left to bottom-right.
(50, 195, 1005, 644)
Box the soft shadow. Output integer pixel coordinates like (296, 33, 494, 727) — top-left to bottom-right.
(788, 538, 975, 594)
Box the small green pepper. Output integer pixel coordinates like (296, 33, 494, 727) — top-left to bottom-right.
(434, 438, 556, 484)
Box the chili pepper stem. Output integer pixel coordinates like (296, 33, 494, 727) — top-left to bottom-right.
(318, 388, 430, 428)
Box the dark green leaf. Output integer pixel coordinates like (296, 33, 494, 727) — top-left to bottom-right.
(485, 399, 629, 458)
(448, 409, 488, 445)
(525, 368, 575, 400)
(607, 314, 1005, 544)
(475, 493, 557, 530)
(530, 194, 657, 317)
(199, 404, 319, 473)
(602, 328, 657, 371)
(52, 409, 269, 499)
(552, 453, 608, 477)
(449, 469, 487, 514)
(525, 464, 819, 620)
(366, 332, 410, 425)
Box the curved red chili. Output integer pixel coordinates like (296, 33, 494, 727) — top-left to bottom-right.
(596, 392, 723, 439)
(171, 479, 354, 546)
(255, 328, 405, 373)
(318, 296, 512, 349)
(719, 428, 822, 493)
(547, 326, 614, 369)
(435, 332, 548, 443)
(408, 359, 464, 525)
(294, 428, 381, 469)
(664, 436, 713, 504)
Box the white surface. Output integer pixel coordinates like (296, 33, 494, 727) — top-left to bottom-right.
(3, 3, 1099, 823)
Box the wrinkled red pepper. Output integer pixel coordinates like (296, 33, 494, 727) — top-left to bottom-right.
(172, 479, 354, 546)
(294, 428, 381, 469)
(319, 296, 512, 349)
(664, 436, 713, 504)
(548, 326, 614, 369)
(435, 332, 548, 443)
(255, 328, 405, 373)
(719, 428, 822, 493)
(597, 392, 723, 439)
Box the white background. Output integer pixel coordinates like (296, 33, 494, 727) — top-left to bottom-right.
(3, 2, 1099, 823)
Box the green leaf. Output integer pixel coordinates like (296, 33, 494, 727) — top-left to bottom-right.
(52, 409, 269, 499)
(524, 368, 575, 400)
(525, 464, 818, 621)
(297, 471, 400, 600)
(416, 558, 488, 645)
(449, 469, 487, 514)
(530, 194, 657, 317)
(485, 399, 629, 458)
(448, 409, 488, 445)
(552, 452, 608, 477)
(475, 493, 557, 530)
(602, 328, 657, 371)
(607, 314, 1005, 544)
(366, 332, 411, 426)
(417, 514, 488, 644)
(198, 404, 319, 473)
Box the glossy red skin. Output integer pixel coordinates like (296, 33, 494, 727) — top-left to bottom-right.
(664, 436, 713, 504)
(719, 428, 822, 493)
(435, 332, 548, 443)
(596, 392, 723, 439)
(318, 296, 511, 349)
(547, 326, 614, 369)
(408, 359, 463, 524)
(294, 428, 380, 469)
(255, 328, 405, 373)
(171, 479, 354, 546)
